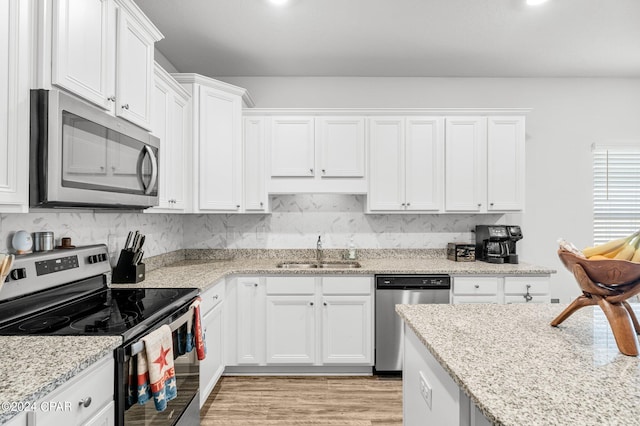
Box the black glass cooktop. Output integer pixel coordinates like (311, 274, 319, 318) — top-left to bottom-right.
(0, 287, 198, 342)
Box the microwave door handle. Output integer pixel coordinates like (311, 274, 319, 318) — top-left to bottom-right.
(136, 145, 158, 195)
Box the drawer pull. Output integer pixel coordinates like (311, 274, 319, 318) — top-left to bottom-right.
(79, 397, 92, 408)
(524, 284, 533, 302)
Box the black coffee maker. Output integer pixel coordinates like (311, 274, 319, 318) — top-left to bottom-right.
(475, 225, 523, 264)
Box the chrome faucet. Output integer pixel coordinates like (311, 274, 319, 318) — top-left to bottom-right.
(316, 235, 323, 264)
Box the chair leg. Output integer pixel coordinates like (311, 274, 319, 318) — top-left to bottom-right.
(550, 295, 597, 327)
(596, 297, 639, 356)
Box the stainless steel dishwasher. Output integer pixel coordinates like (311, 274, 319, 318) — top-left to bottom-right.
(375, 274, 451, 375)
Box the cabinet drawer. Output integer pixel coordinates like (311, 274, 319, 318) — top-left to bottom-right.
(266, 277, 316, 294)
(201, 280, 225, 315)
(322, 277, 372, 295)
(35, 355, 114, 426)
(453, 277, 498, 295)
(504, 276, 549, 295)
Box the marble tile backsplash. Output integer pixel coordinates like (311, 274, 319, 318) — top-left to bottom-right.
(0, 212, 183, 264)
(183, 194, 507, 250)
(1, 195, 511, 261)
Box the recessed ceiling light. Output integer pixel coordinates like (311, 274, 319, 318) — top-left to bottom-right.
(268, 0, 289, 5)
(526, 0, 549, 5)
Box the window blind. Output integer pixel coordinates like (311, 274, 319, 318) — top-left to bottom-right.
(593, 143, 640, 244)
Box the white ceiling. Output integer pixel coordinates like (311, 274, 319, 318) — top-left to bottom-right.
(135, 0, 640, 78)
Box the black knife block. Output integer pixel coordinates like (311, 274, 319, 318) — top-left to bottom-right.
(112, 250, 145, 284)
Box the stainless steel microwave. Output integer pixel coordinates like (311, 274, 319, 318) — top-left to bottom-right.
(30, 89, 159, 209)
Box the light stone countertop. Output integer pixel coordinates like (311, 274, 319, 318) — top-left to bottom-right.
(396, 303, 640, 426)
(0, 336, 122, 424)
(113, 257, 556, 291)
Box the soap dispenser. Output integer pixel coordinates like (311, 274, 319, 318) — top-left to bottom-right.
(347, 238, 357, 260)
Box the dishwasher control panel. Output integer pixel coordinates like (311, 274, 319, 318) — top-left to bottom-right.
(375, 275, 451, 290)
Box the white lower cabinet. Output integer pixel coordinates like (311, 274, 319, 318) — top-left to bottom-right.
(230, 275, 374, 369)
(452, 275, 550, 304)
(266, 295, 317, 364)
(34, 355, 114, 426)
(199, 280, 225, 408)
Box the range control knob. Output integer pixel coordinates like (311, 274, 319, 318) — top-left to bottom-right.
(87, 255, 99, 264)
(99, 253, 108, 262)
(10, 268, 27, 280)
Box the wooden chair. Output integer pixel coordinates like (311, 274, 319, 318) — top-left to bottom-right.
(551, 250, 640, 356)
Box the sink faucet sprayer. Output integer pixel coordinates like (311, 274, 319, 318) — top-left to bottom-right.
(316, 236, 323, 264)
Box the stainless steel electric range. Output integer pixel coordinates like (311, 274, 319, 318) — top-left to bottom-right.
(0, 245, 200, 426)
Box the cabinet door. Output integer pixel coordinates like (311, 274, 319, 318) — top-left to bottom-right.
(198, 85, 242, 212)
(487, 116, 525, 211)
(115, 5, 154, 130)
(84, 401, 115, 426)
(317, 117, 365, 178)
(270, 117, 315, 177)
(200, 302, 224, 408)
(266, 296, 316, 364)
(236, 278, 264, 364)
(52, 0, 114, 110)
(445, 117, 487, 212)
(168, 92, 188, 210)
(322, 296, 372, 364)
(150, 72, 171, 209)
(368, 118, 405, 211)
(244, 117, 268, 211)
(0, 0, 29, 212)
(405, 117, 444, 212)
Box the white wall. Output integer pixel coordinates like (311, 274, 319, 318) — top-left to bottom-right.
(217, 76, 640, 302)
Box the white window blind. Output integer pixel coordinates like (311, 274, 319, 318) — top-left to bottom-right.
(593, 142, 640, 244)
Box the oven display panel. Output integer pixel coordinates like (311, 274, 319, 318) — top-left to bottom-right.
(35, 255, 79, 276)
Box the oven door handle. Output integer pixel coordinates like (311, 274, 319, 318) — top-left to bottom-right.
(136, 145, 158, 195)
(129, 306, 194, 357)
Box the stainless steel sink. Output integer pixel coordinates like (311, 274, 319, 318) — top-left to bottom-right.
(276, 261, 361, 269)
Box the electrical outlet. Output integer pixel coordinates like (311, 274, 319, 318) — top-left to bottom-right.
(551, 298, 560, 303)
(419, 371, 432, 409)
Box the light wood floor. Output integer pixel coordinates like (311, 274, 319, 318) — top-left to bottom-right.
(200, 376, 403, 425)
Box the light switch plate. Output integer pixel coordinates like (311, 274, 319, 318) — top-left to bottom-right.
(419, 371, 432, 409)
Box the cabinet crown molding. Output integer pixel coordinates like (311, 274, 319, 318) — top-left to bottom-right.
(171, 73, 255, 107)
(243, 108, 531, 116)
(154, 62, 190, 100)
(114, 0, 163, 41)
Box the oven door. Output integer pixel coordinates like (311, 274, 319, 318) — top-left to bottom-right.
(30, 89, 159, 209)
(115, 305, 200, 426)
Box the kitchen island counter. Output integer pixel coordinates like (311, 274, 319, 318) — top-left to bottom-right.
(0, 336, 122, 424)
(396, 303, 640, 425)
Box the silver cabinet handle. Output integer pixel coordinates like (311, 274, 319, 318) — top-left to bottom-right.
(401, 203, 406, 207)
(107, 95, 116, 102)
(213, 295, 219, 300)
(477, 203, 482, 207)
(260, 201, 264, 207)
(406, 202, 411, 206)
(79, 397, 92, 408)
(321, 169, 326, 174)
(121, 103, 130, 110)
(524, 284, 533, 302)
(254, 283, 258, 287)
(309, 302, 314, 306)
(474, 284, 480, 289)
(323, 302, 327, 306)
(310, 168, 314, 174)
(490, 202, 494, 207)
(236, 205, 241, 209)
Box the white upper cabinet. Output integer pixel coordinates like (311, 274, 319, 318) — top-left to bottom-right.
(147, 63, 190, 213)
(0, 0, 29, 212)
(175, 74, 253, 213)
(368, 117, 405, 211)
(444, 116, 524, 213)
(47, 0, 162, 129)
(260, 114, 367, 193)
(317, 117, 365, 178)
(368, 117, 444, 212)
(486, 116, 525, 211)
(244, 117, 269, 212)
(51, 0, 113, 110)
(444, 117, 487, 212)
(270, 116, 315, 177)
